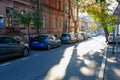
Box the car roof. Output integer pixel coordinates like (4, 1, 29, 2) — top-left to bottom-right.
(0, 35, 13, 38)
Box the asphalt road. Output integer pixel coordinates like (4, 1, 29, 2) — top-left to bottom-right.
(0, 35, 107, 80)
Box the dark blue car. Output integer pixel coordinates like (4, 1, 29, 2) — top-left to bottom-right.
(29, 34, 61, 50)
(60, 33, 77, 44)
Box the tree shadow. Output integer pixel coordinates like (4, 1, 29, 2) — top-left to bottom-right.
(104, 48, 120, 80)
(63, 43, 105, 80)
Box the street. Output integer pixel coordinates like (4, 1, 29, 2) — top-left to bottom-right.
(0, 35, 107, 80)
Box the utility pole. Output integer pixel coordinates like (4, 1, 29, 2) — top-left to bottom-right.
(114, 0, 120, 60)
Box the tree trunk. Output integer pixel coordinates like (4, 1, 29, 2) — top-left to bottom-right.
(62, 0, 67, 33)
(103, 27, 109, 42)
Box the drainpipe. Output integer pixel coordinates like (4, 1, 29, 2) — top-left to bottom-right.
(11, 0, 14, 28)
(36, 0, 40, 35)
(68, 0, 70, 33)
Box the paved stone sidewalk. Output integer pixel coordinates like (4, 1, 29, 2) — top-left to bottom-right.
(104, 45, 120, 80)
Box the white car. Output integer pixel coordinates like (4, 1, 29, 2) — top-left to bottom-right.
(108, 33, 120, 44)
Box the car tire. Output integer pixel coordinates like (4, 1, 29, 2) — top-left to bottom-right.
(47, 44, 51, 50)
(30, 47, 34, 50)
(58, 43, 61, 47)
(23, 48, 29, 57)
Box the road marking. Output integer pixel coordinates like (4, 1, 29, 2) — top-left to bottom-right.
(21, 57, 29, 60)
(0, 62, 10, 67)
(97, 47, 107, 80)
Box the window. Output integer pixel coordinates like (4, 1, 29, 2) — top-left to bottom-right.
(43, 16, 46, 28)
(0, 37, 18, 44)
(21, 10, 25, 15)
(0, 16, 3, 23)
(42, 0, 46, 4)
(54, 0, 57, 7)
(0, 15, 4, 28)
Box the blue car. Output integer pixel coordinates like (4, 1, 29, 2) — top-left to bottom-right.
(29, 34, 61, 50)
(60, 33, 77, 44)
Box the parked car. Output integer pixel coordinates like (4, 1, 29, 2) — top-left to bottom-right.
(0, 35, 30, 61)
(91, 32, 97, 37)
(79, 32, 89, 40)
(86, 32, 92, 38)
(75, 33, 84, 42)
(60, 33, 77, 44)
(29, 34, 61, 50)
(108, 33, 120, 44)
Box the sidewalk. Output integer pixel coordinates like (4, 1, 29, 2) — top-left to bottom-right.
(104, 44, 120, 80)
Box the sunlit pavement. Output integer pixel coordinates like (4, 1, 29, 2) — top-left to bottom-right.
(44, 35, 107, 80)
(0, 35, 108, 80)
(104, 44, 120, 80)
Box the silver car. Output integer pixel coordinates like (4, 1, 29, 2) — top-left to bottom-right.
(108, 33, 120, 44)
(0, 35, 30, 60)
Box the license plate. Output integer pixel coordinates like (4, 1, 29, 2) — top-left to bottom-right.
(33, 42, 39, 43)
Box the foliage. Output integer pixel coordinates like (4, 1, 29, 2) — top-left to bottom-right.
(16, 10, 43, 35)
(78, 0, 116, 32)
(96, 0, 105, 2)
(32, 10, 43, 29)
(72, 0, 117, 41)
(17, 12, 32, 27)
(91, 23, 97, 31)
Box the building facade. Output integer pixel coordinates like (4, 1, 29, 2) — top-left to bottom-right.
(0, 0, 36, 41)
(0, 0, 74, 42)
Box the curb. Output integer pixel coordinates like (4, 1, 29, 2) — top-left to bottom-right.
(97, 47, 107, 80)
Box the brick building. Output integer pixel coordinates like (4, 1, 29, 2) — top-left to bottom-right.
(0, 0, 36, 41)
(0, 0, 74, 42)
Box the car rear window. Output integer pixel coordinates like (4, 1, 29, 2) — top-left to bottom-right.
(109, 34, 113, 36)
(33, 35, 48, 41)
(62, 34, 70, 37)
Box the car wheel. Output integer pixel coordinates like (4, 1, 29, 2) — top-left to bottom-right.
(23, 48, 29, 57)
(47, 44, 51, 50)
(30, 47, 34, 50)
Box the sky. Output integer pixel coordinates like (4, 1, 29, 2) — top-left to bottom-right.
(108, 0, 118, 14)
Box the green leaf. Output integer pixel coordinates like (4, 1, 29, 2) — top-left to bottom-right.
(96, 0, 105, 2)
(96, 0, 98, 2)
(100, 0, 104, 2)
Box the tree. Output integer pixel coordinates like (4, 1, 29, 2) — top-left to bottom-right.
(96, 0, 105, 2)
(70, 0, 81, 33)
(75, 0, 116, 41)
(32, 10, 43, 35)
(17, 12, 32, 42)
(33, 0, 43, 35)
